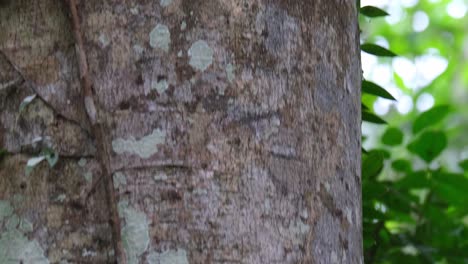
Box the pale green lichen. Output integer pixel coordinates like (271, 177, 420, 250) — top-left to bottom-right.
(226, 63, 235, 83)
(149, 24, 171, 52)
(118, 200, 129, 218)
(289, 219, 310, 235)
(192, 188, 207, 195)
(180, 21, 187, 31)
(0, 200, 13, 222)
(54, 194, 67, 203)
(0, 200, 47, 263)
(99, 34, 110, 47)
(0, 229, 49, 264)
(288, 219, 310, 245)
(151, 79, 169, 94)
(82, 248, 97, 257)
(188, 40, 213, 72)
(112, 129, 166, 159)
(153, 172, 168, 181)
(78, 158, 87, 167)
(119, 203, 150, 264)
(147, 249, 189, 264)
(133, 45, 144, 55)
(130, 7, 139, 15)
(160, 0, 173, 7)
(6, 214, 19, 230)
(19, 218, 34, 233)
(113, 172, 127, 189)
(83, 171, 93, 183)
(12, 195, 24, 208)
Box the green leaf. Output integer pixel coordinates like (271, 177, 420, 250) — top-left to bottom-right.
(24, 147, 58, 175)
(19, 94, 37, 112)
(361, 43, 397, 57)
(393, 72, 410, 93)
(360, 6, 389, 18)
(407, 131, 447, 163)
(362, 110, 387, 124)
(382, 187, 417, 213)
(391, 159, 412, 173)
(41, 147, 59, 167)
(368, 149, 391, 159)
(458, 159, 468, 171)
(361, 103, 369, 111)
(362, 80, 396, 100)
(25, 156, 46, 176)
(381, 127, 404, 146)
(433, 172, 468, 207)
(0, 149, 7, 162)
(363, 151, 384, 180)
(412, 105, 450, 134)
(363, 181, 388, 200)
(395, 171, 431, 189)
(362, 204, 386, 221)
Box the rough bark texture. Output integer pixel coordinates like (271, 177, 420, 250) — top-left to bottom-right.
(0, 0, 361, 263)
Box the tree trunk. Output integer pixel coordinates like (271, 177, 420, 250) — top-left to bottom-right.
(0, 0, 362, 263)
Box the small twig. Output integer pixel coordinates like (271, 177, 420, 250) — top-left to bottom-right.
(65, 0, 126, 263)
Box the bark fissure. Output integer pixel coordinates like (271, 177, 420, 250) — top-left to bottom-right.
(0, 50, 90, 133)
(65, 0, 125, 263)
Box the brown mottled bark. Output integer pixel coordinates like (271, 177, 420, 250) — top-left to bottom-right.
(0, 1, 362, 263)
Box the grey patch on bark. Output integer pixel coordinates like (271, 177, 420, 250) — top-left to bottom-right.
(255, 6, 300, 63)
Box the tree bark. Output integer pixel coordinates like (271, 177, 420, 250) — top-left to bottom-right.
(0, 0, 362, 263)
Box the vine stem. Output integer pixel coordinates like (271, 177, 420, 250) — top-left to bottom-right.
(65, 0, 127, 263)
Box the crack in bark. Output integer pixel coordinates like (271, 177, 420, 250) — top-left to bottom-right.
(0, 78, 23, 93)
(65, 0, 126, 263)
(113, 161, 193, 174)
(0, 50, 91, 134)
(268, 151, 301, 161)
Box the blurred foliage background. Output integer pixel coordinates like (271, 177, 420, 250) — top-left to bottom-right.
(359, 0, 468, 263)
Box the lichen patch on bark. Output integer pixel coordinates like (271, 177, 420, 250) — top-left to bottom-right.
(149, 24, 171, 52)
(112, 129, 166, 159)
(188, 40, 213, 72)
(147, 249, 189, 264)
(118, 202, 150, 264)
(0, 200, 48, 263)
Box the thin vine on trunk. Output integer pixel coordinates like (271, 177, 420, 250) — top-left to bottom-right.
(65, 0, 126, 262)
